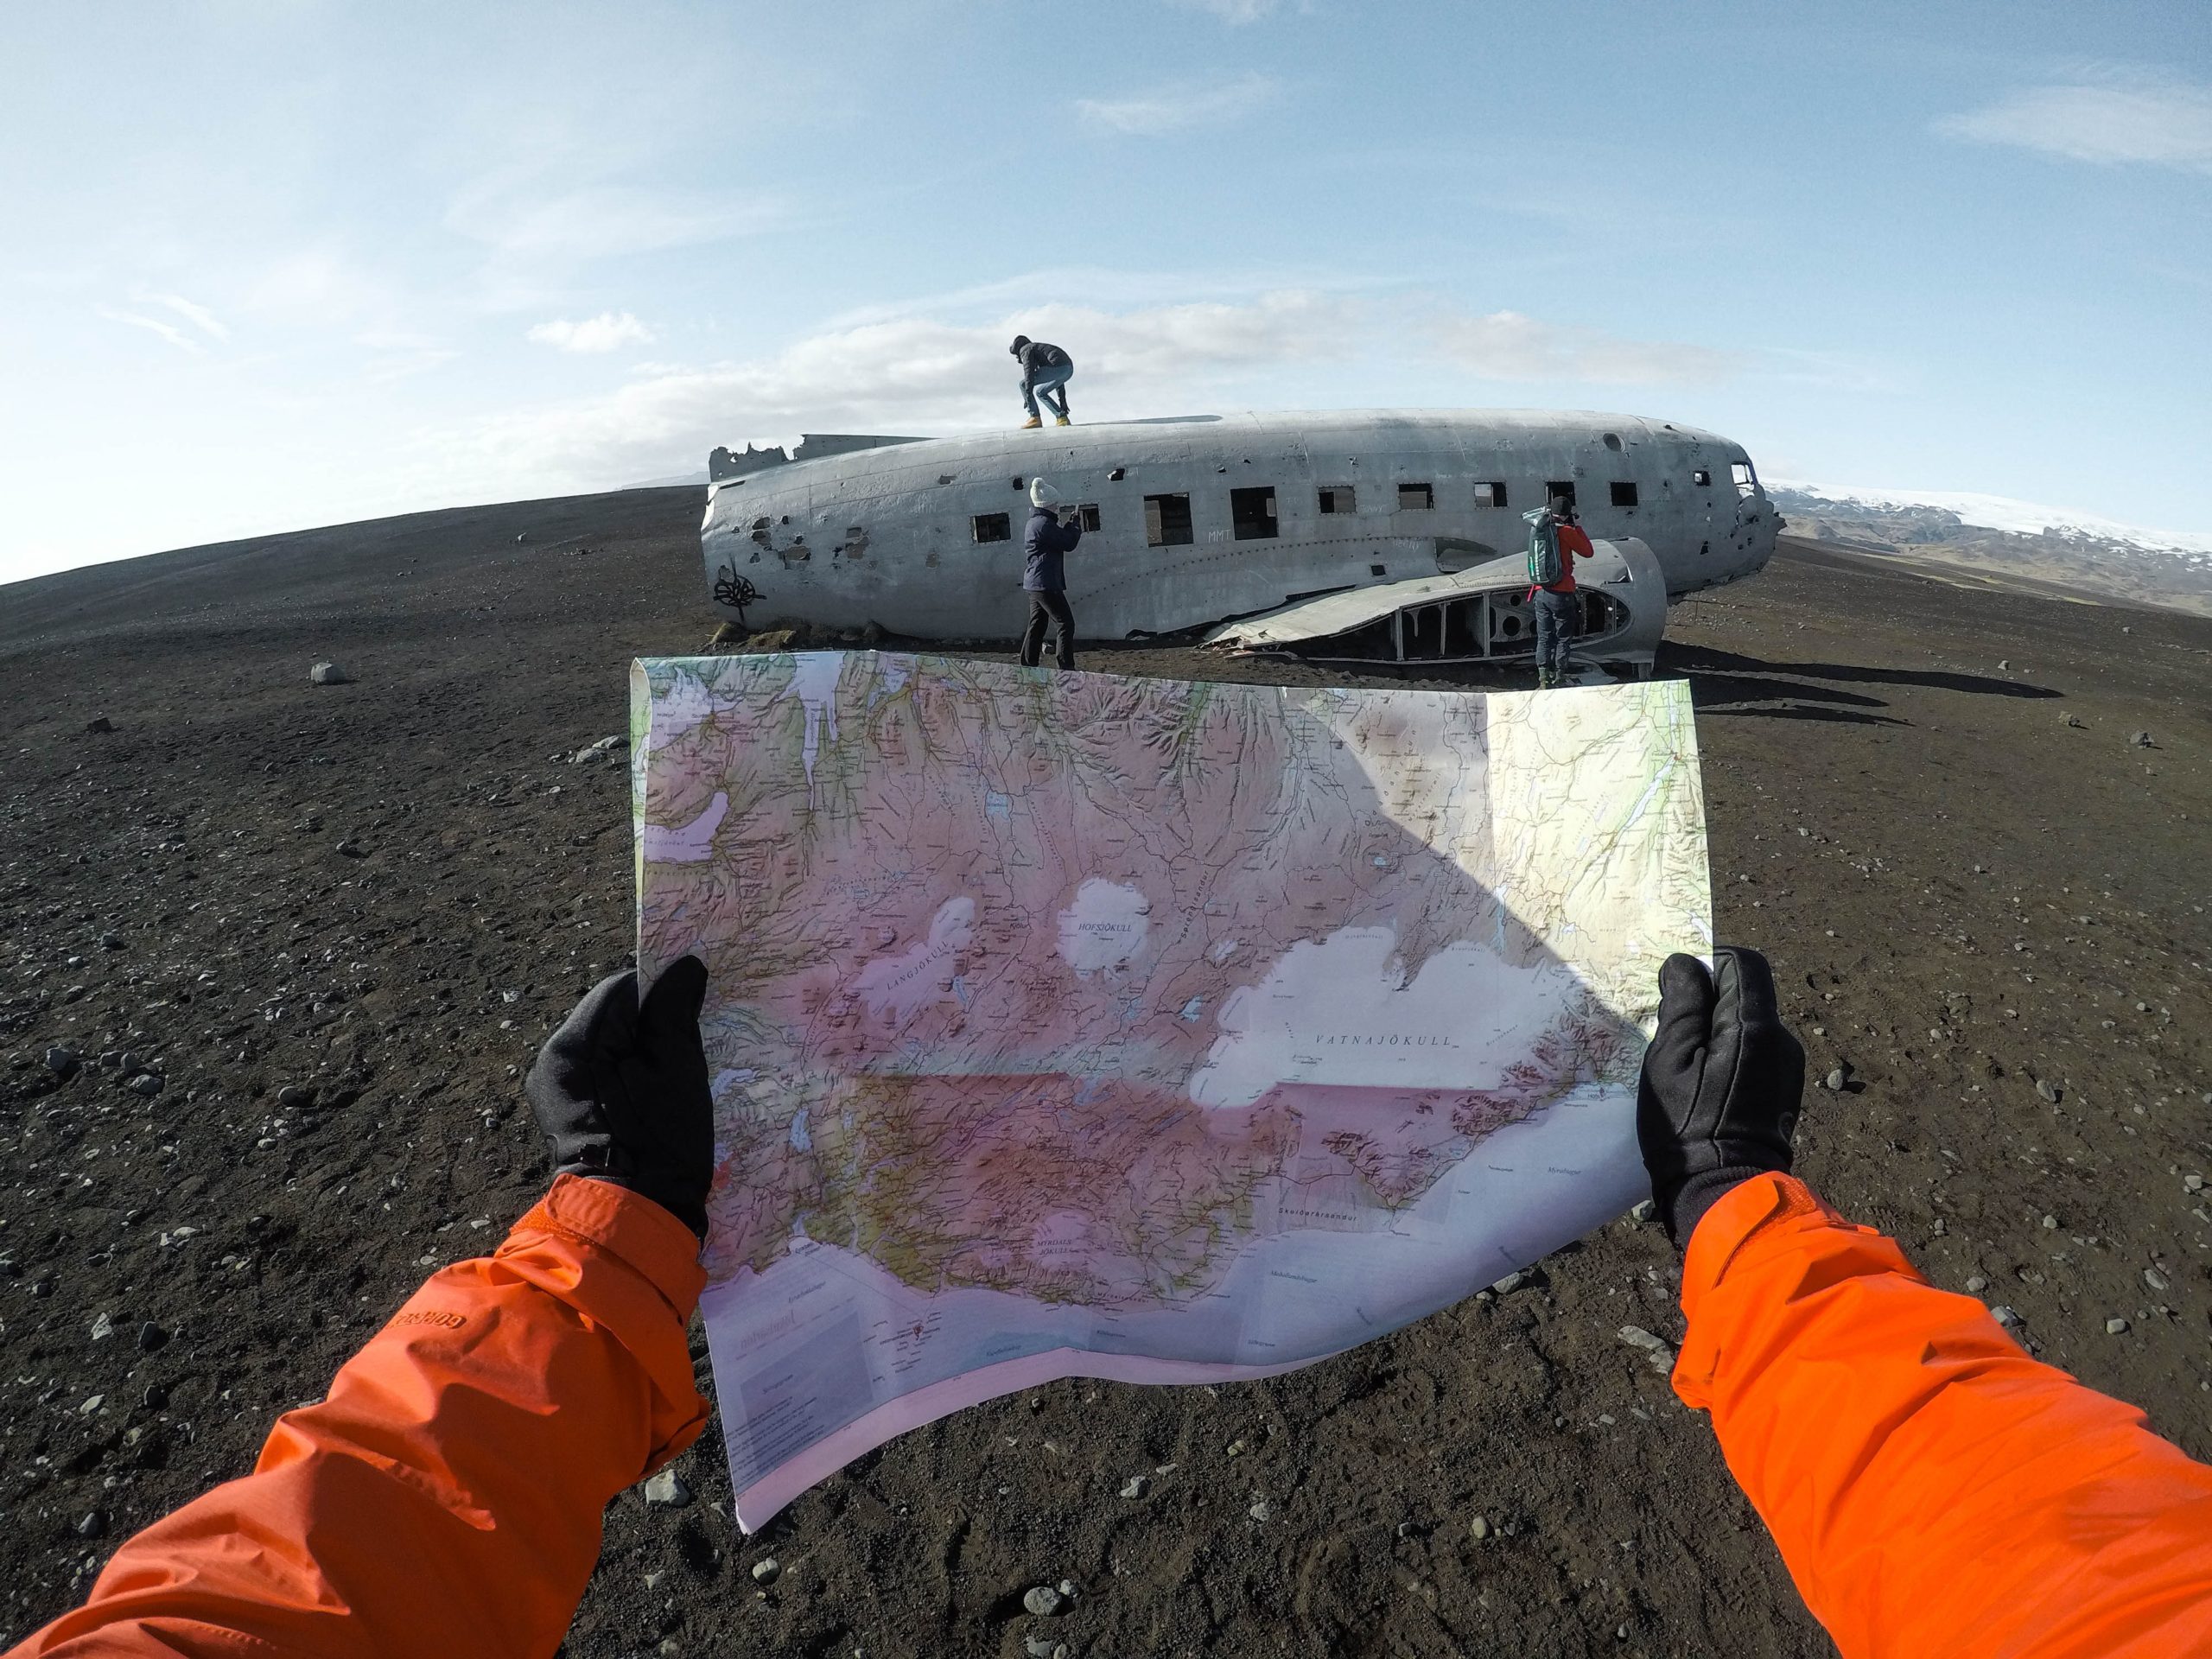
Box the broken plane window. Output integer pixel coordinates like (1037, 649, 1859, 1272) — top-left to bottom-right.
(1731, 461, 1758, 499)
(1397, 483, 1433, 510)
(1318, 485, 1356, 514)
(1473, 481, 1507, 508)
(1144, 493, 1193, 547)
(1544, 480, 1577, 511)
(971, 512, 1011, 543)
(1610, 482, 1638, 508)
(1230, 486, 1279, 540)
(1078, 504, 1101, 531)
(1692, 469, 1712, 486)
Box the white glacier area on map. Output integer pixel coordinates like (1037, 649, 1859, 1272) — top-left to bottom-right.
(1185, 925, 1568, 1108)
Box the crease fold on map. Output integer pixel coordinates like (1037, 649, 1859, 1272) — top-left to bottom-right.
(631, 652, 1711, 1530)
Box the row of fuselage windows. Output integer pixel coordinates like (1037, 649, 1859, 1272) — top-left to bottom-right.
(968, 473, 1725, 547)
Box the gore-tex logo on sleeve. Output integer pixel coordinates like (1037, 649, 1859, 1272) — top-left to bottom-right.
(391, 1309, 468, 1331)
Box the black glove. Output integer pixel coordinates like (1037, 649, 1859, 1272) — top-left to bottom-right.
(525, 957, 714, 1240)
(1636, 947, 1804, 1247)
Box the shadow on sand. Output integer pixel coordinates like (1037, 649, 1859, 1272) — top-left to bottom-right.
(1669, 645, 2062, 701)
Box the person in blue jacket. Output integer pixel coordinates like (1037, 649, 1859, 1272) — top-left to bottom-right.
(1020, 478, 1083, 670)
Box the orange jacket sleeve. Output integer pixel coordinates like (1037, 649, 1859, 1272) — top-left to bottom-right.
(10, 1175, 709, 1659)
(1675, 1173, 2212, 1657)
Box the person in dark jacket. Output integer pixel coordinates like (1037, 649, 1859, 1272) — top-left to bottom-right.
(1011, 334, 1074, 429)
(1020, 477, 1082, 670)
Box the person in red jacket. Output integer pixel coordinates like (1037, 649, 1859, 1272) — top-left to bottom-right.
(1529, 495, 1596, 690)
(15, 949, 2212, 1657)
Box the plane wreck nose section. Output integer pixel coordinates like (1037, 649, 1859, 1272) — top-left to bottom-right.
(1739, 492, 1781, 574)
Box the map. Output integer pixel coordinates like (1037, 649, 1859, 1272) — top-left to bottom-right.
(631, 652, 1711, 1529)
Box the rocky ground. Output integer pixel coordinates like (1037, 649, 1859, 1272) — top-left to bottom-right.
(3, 494, 2209, 1658)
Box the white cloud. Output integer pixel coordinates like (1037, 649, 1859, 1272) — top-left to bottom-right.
(1434, 309, 1740, 385)
(1077, 73, 1279, 136)
(1939, 76, 2212, 174)
(420, 289, 1356, 496)
(246, 247, 392, 323)
(1168, 0, 1284, 21)
(391, 289, 1753, 512)
(448, 179, 782, 260)
(528, 311, 658, 353)
(142, 291, 229, 341)
(95, 305, 206, 354)
(354, 330, 460, 382)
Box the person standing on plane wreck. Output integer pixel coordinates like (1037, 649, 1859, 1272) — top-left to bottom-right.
(1011, 334, 1074, 428)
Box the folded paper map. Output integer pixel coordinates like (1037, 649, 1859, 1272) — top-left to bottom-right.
(631, 652, 1711, 1529)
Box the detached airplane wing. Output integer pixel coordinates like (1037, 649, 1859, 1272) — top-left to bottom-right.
(1202, 539, 1668, 676)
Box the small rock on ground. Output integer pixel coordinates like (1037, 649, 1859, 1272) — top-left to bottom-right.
(1825, 1068, 1847, 1092)
(1119, 1475, 1148, 1499)
(642, 1468, 691, 1509)
(749, 1557, 779, 1585)
(1022, 1585, 1065, 1618)
(309, 661, 353, 685)
(2107, 1317, 2131, 1335)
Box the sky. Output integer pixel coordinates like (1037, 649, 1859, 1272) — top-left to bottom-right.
(2, 0, 2209, 583)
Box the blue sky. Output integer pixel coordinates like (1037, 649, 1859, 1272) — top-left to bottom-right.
(3, 0, 2208, 582)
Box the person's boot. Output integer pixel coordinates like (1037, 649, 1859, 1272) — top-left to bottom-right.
(1020, 416, 1043, 429)
(1536, 669, 1554, 690)
(1054, 414, 1071, 427)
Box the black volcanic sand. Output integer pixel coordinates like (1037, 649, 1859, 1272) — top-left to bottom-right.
(3, 494, 2209, 1657)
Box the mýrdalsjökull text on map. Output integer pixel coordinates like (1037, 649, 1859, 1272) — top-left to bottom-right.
(631, 652, 1711, 1529)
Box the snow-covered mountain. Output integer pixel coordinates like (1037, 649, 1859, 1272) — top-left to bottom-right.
(1767, 483, 2212, 617)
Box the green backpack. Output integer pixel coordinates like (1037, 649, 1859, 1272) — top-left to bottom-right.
(1524, 508, 1563, 587)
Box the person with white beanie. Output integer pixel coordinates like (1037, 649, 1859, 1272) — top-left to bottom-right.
(1019, 477, 1084, 670)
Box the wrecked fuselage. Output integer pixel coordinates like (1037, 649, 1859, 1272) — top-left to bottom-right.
(698, 410, 1777, 659)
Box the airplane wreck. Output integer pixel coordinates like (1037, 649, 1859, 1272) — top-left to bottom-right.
(698, 411, 1780, 674)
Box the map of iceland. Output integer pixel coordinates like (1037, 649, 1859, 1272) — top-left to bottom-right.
(632, 653, 1711, 1528)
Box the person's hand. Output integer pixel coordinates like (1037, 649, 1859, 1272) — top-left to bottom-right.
(1636, 947, 1804, 1247)
(525, 957, 714, 1239)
